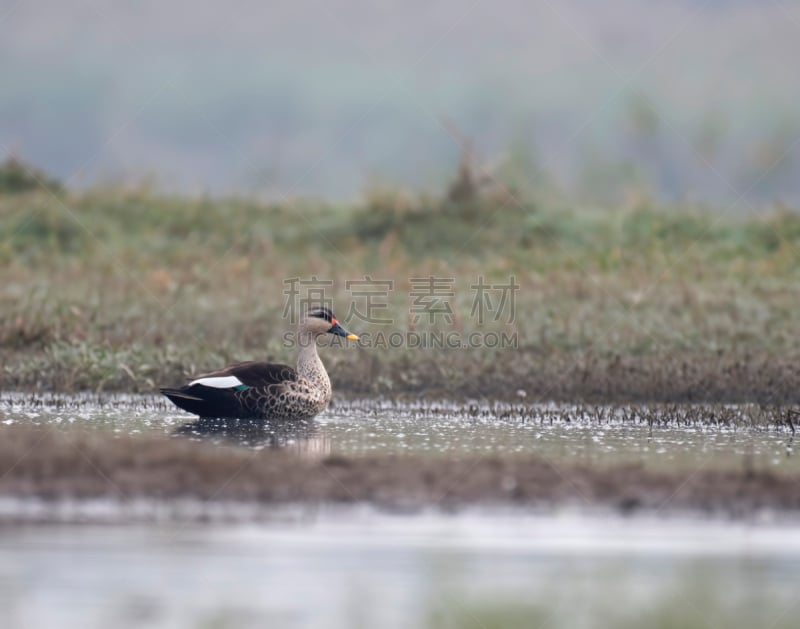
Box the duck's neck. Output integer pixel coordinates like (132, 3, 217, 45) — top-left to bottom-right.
(296, 332, 330, 391)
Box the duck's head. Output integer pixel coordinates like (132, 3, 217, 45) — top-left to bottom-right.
(300, 307, 359, 341)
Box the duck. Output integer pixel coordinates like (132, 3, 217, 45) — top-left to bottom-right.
(160, 306, 359, 420)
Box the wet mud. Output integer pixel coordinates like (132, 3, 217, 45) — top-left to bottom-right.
(0, 426, 797, 520)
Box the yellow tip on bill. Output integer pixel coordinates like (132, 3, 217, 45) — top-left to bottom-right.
(346, 333, 360, 341)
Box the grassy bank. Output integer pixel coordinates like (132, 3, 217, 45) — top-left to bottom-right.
(1, 184, 800, 402)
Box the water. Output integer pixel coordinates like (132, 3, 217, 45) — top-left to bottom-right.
(0, 511, 799, 629)
(1, 393, 796, 472)
(1, 394, 799, 628)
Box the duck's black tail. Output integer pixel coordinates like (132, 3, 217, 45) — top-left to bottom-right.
(160, 385, 244, 418)
(160, 387, 206, 416)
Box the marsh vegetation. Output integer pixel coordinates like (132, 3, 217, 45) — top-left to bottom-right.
(2, 171, 800, 403)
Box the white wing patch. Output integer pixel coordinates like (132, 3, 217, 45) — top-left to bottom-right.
(189, 375, 245, 389)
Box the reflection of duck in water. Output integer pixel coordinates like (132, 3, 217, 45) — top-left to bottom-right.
(160, 307, 358, 420)
(174, 416, 330, 454)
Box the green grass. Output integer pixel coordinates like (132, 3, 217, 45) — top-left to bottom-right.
(1, 183, 799, 400)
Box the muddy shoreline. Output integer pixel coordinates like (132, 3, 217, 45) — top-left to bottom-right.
(335, 351, 800, 405)
(4, 350, 800, 405)
(0, 427, 798, 521)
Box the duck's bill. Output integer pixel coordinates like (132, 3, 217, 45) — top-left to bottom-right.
(329, 322, 359, 341)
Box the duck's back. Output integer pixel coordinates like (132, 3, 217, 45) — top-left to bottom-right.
(161, 361, 299, 419)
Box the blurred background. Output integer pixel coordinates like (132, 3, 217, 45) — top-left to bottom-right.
(3, 0, 799, 205)
(3, 3, 800, 629)
(3, 0, 800, 399)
